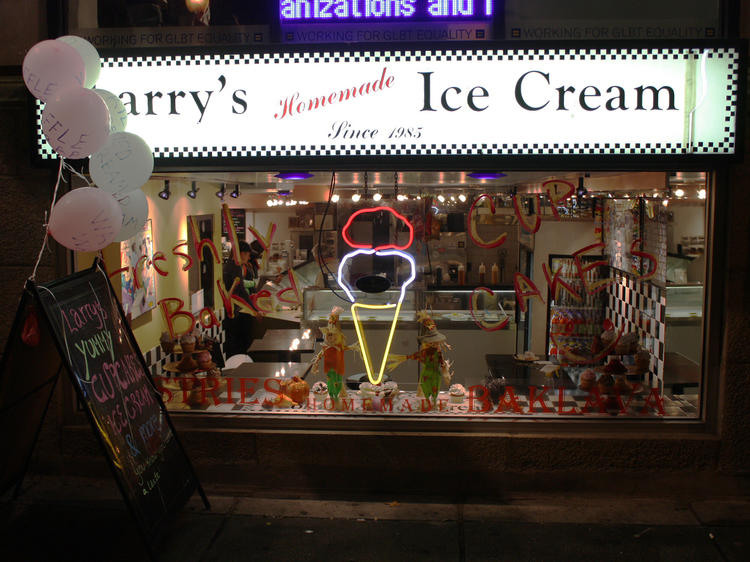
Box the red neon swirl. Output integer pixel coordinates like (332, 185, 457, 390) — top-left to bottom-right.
(341, 206, 414, 250)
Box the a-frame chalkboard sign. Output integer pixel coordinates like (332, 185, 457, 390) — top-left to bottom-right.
(0, 261, 209, 560)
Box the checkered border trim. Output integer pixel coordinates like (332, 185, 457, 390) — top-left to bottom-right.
(36, 46, 740, 160)
(606, 270, 666, 392)
(144, 307, 226, 377)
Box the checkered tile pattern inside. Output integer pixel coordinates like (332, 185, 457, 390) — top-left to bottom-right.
(35, 45, 741, 160)
(144, 307, 226, 377)
(606, 270, 666, 392)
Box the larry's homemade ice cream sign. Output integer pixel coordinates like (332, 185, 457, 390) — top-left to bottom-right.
(36, 44, 740, 164)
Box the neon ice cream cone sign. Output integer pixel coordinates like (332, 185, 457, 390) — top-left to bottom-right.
(339, 207, 415, 385)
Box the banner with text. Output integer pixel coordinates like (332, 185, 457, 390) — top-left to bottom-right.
(36, 43, 742, 167)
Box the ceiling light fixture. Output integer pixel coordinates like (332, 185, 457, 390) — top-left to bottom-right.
(216, 183, 225, 199)
(458, 194, 467, 202)
(331, 194, 340, 203)
(187, 181, 199, 199)
(352, 193, 361, 202)
(158, 180, 170, 200)
(674, 188, 685, 198)
(467, 172, 507, 180)
(230, 184, 240, 199)
(437, 194, 445, 203)
(275, 172, 313, 180)
(372, 192, 382, 202)
(698, 188, 706, 199)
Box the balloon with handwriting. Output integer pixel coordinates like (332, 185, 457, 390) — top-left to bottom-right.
(93, 89, 128, 133)
(48, 187, 123, 252)
(114, 189, 149, 242)
(22, 39, 85, 102)
(90, 132, 153, 198)
(42, 86, 110, 159)
(56, 35, 100, 89)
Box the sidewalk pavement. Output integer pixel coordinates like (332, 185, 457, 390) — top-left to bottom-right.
(2, 476, 750, 561)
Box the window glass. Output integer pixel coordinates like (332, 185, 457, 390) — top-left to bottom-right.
(141, 171, 707, 421)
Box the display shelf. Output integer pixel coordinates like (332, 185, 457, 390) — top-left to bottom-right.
(546, 254, 608, 359)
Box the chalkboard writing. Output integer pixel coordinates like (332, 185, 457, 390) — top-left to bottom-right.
(0, 290, 62, 495)
(33, 263, 205, 547)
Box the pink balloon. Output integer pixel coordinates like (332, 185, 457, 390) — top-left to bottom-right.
(23, 39, 85, 102)
(48, 187, 123, 252)
(42, 86, 110, 159)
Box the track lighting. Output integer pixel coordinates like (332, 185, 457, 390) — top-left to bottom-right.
(216, 184, 225, 199)
(352, 193, 361, 202)
(373, 192, 382, 202)
(158, 180, 170, 200)
(331, 194, 340, 203)
(187, 181, 199, 199)
(230, 184, 240, 198)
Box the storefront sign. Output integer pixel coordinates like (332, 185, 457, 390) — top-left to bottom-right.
(35, 43, 742, 167)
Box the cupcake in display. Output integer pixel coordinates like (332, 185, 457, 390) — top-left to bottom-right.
(597, 373, 616, 394)
(603, 358, 627, 375)
(615, 332, 639, 355)
(485, 376, 506, 405)
(449, 384, 466, 404)
(160, 331, 175, 354)
(380, 381, 399, 404)
(180, 334, 196, 353)
(196, 350, 212, 370)
(635, 348, 651, 372)
(312, 381, 328, 402)
(579, 369, 597, 392)
(600, 328, 616, 349)
(359, 382, 376, 409)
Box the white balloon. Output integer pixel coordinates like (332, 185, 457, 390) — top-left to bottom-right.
(42, 86, 110, 159)
(48, 187, 123, 252)
(93, 89, 128, 133)
(57, 35, 100, 88)
(89, 132, 154, 198)
(114, 189, 149, 242)
(22, 39, 85, 102)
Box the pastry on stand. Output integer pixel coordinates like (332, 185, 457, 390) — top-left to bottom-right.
(162, 331, 220, 410)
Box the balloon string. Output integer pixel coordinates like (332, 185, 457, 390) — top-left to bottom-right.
(30, 158, 64, 281)
(62, 161, 92, 186)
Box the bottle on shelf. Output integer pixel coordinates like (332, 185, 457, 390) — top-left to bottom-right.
(491, 262, 499, 285)
(478, 262, 486, 284)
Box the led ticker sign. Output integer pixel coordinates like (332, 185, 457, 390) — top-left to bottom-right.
(279, 0, 494, 22)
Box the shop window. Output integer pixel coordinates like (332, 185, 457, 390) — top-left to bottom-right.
(155, 172, 708, 422)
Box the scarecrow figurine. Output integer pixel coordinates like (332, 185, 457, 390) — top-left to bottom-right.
(310, 307, 359, 401)
(388, 311, 453, 406)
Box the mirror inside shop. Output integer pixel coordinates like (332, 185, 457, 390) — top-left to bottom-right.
(131, 170, 707, 420)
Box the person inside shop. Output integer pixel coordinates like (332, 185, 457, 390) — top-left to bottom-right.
(222, 240, 264, 358)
